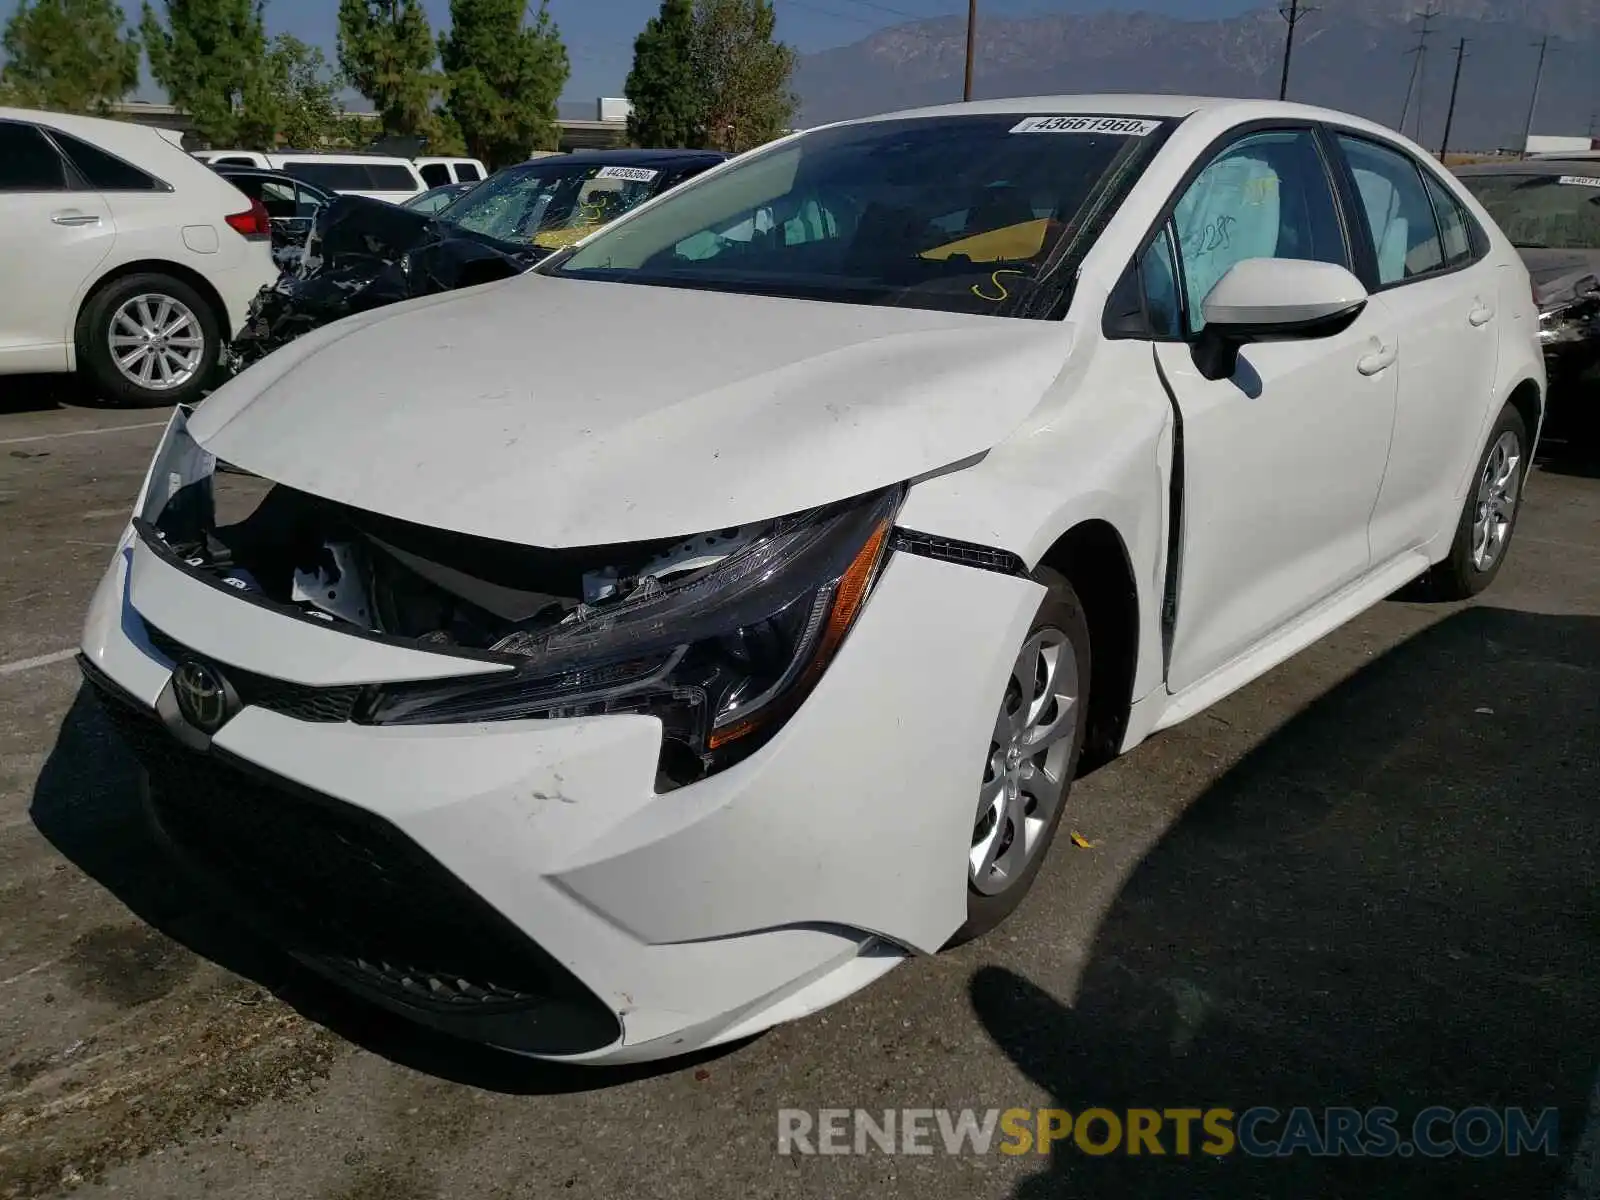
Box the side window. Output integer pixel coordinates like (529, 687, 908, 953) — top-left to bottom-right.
(456, 163, 482, 182)
(294, 185, 324, 217)
(1421, 171, 1478, 267)
(1141, 224, 1183, 339)
(0, 123, 69, 191)
(419, 163, 451, 187)
(1172, 128, 1349, 331)
(257, 180, 299, 219)
(216, 156, 256, 167)
(1336, 135, 1445, 285)
(51, 130, 161, 190)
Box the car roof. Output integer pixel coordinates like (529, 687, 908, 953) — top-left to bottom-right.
(546, 148, 727, 167)
(1, 105, 181, 165)
(1455, 158, 1600, 176)
(270, 150, 417, 163)
(822, 94, 1412, 138)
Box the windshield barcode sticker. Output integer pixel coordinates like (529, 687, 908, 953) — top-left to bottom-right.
(1556, 174, 1600, 188)
(595, 165, 659, 182)
(1010, 115, 1161, 136)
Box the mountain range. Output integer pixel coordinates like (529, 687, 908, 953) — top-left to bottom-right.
(795, 0, 1600, 151)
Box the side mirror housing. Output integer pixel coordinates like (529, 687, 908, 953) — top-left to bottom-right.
(1193, 258, 1369, 381)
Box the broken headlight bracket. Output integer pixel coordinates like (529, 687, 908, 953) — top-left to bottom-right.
(361, 488, 904, 788)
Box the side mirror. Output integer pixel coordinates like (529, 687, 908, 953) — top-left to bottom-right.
(1193, 258, 1369, 381)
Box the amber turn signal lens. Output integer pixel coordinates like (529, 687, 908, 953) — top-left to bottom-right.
(708, 516, 891, 750)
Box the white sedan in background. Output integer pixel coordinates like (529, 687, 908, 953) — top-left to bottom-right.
(80, 95, 1542, 1064)
(0, 109, 276, 406)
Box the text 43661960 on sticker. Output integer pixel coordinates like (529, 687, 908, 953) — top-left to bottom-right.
(1009, 116, 1162, 136)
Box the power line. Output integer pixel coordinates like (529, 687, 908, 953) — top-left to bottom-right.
(1277, 0, 1317, 102)
(776, 0, 880, 26)
(828, 0, 940, 20)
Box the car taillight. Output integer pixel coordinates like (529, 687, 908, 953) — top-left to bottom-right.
(225, 198, 271, 240)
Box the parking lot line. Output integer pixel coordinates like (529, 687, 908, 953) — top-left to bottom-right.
(0, 419, 167, 447)
(0, 648, 78, 677)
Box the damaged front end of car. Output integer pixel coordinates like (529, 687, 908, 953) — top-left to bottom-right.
(223, 195, 543, 375)
(139, 409, 901, 790)
(1535, 269, 1600, 388)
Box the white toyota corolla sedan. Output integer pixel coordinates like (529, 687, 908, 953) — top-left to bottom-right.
(80, 95, 1543, 1064)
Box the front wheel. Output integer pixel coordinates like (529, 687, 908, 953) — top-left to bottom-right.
(1423, 404, 1530, 600)
(78, 273, 221, 408)
(948, 567, 1091, 947)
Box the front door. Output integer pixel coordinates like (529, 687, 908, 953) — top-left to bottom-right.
(0, 121, 115, 370)
(1153, 127, 1400, 694)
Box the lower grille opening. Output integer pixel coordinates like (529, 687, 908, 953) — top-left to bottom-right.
(88, 673, 619, 1055)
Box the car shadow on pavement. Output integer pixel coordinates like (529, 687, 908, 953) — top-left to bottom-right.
(971, 606, 1599, 1200)
(29, 685, 728, 1096)
(0, 374, 102, 415)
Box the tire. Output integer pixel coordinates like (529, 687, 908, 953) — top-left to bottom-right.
(1421, 404, 1530, 601)
(77, 273, 221, 408)
(948, 567, 1092, 947)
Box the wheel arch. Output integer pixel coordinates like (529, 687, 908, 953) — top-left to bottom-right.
(1505, 375, 1543, 447)
(1035, 518, 1141, 772)
(71, 259, 232, 371)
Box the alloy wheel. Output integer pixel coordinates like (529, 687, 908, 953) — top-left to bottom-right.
(970, 626, 1080, 896)
(1471, 430, 1522, 572)
(108, 293, 206, 392)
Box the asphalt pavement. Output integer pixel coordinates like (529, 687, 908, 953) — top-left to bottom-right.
(0, 383, 1596, 1200)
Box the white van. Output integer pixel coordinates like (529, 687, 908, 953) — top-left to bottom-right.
(191, 151, 426, 202)
(414, 156, 489, 187)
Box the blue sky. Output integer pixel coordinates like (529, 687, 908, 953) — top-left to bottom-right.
(0, 0, 1265, 104)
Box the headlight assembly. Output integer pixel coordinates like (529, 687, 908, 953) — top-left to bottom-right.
(136, 406, 217, 533)
(361, 487, 903, 786)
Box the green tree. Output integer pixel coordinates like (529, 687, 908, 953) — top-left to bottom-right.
(336, 0, 440, 139)
(625, 0, 702, 149)
(693, 0, 795, 154)
(439, 0, 568, 168)
(1, 0, 139, 115)
(141, 0, 274, 147)
(260, 34, 348, 149)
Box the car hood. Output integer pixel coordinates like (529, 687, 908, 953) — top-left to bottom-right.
(1520, 248, 1600, 305)
(191, 274, 1072, 547)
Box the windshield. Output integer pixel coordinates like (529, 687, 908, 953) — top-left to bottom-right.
(553, 114, 1168, 320)
(1458, 172, 1600, 250)
(440, 161, 664, 249)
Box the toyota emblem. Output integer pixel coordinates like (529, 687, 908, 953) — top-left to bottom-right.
(172, 659, 233, 733)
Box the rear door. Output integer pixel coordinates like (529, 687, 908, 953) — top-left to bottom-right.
(1152, 126, 1400, 693)
(1334, 133, 1506, 560)
(0, 121, 114, 369)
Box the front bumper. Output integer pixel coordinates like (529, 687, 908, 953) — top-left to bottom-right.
(80, 525, 1042, 1063)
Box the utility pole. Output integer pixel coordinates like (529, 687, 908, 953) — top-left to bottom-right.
(1519, 35, 1550, 159)
(1438, 38, 1468, 159)
(1398, 5, 1438, 141)
(963, 0, 978, 101)
(1278, 0, 1316, 101)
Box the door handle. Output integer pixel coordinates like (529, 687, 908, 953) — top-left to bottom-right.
(1468, 303, 1495, 327)
(50, 210, 101, 227)
(1357, 344, 1398, 376)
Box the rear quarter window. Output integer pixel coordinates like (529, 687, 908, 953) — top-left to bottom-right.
(50, 129, 163, 191)
(419, 163, 451, 187)
(456, 163, 483, 182)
